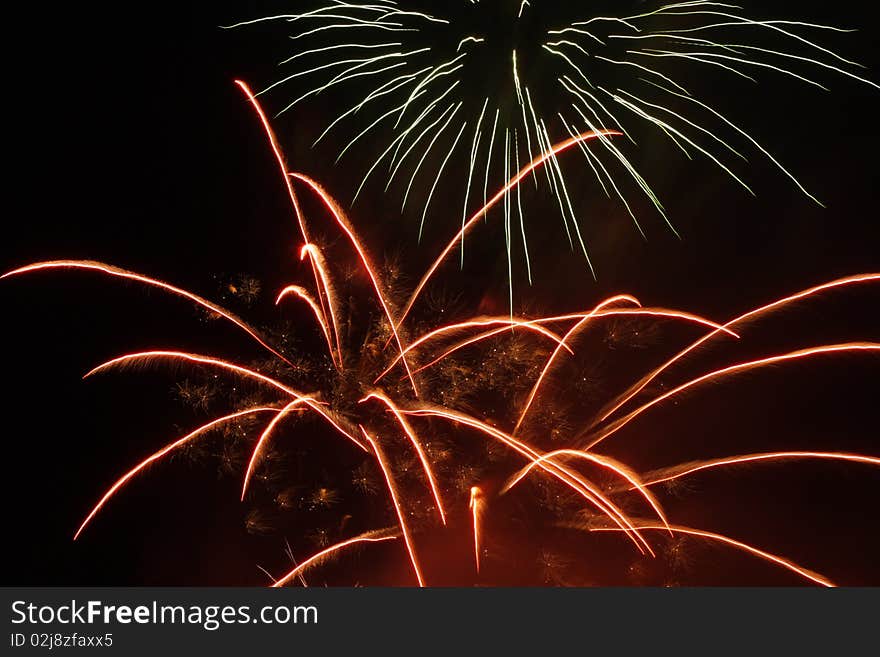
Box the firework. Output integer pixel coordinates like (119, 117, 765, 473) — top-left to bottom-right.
(5, 81, 879, 587)
(229, 0, 876, 279)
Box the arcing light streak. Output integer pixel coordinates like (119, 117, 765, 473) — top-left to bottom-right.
(395, 129, 621, 329)
(396, 305, 736, 383)
(408, 322, 573, 379)
(85, 350, 365, 451)
(469, 486, 484, 573)
(641, 452, 880, 488)
(242, 399, 308, 499)
(1, 261, 292, 367)
(513, 295, 641, 435)
(586, 343, 880, 450)
(374, 316, 572, 383)
(503, 449, 671, 535)
(235, 80, 333, 339)
(360, 427, 426, 586)
(86, 350, 307, 398)
(299, 244, 344, 366)
(289, 173, 420, 395)
(596, 273, 880, 425)
(590, 524, 834, 587)
(73, 407, 281, 540)
(276, 284, 338, 368)
(273, 530, 399, 588)
(401, 406, 654, 555)
(360, 392, 447, 524)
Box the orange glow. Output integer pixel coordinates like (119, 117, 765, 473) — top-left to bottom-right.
(585, 342, 880, 450)
(502, 449, 671, 535)
(360, 392, 447, 524)
(299, 244, 344, 366)
(1, 261, 292, 367)
(597, 273, 880, 425)
(290, 174, 420, 395)
(276, 284, 337, 367)
(360, 427, 426, 586)
(469, 486, 484, 574)
(401, 405, 654, 555)
(74, 407, 280, 540)
(513, 295, 641, 435)
(273, 531, 398, 588)
(395, 128, 623, 330)
(591, 525, 834, 587)
(642, 451, 880, 487)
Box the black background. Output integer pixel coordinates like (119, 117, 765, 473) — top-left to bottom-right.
(2, 1, 879, 585)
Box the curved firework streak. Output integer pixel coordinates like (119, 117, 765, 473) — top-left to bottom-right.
(236, 80, 335, 337)
(276, 284, 338, 368)
(85, 350, 365, 451)
(502, 449, 671, 536)
(243, 399, 309, 500)
(235, 1, 876, 273)
(73, 407, 281, 540)
(0, 261, 293, 367)
(299, 244, 345, 366)
(639, 452, 880, 489)
(360, 427, 426, 586)
(396, 128, 621, 328)
(289, 173, 420, 395)
(273, 529, 400, 588)
(379, 306, 737, 383)
(588, 524, 834, 587)
(513, 294, 642, 435)
(360, 392, 447, 525)
(373, 316, 573, 383)
(594, 273, 880, 426)
(400, 404, 655, 556)
(584, 343, 880, 450)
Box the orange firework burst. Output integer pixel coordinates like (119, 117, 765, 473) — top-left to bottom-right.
(4, 81, 879, 587)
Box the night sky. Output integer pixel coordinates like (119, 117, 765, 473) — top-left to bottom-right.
(3, 1, 879, 586)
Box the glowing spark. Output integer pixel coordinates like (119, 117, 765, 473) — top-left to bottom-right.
(469, 486, 484, 573)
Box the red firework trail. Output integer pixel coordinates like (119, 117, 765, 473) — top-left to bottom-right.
(5, 79, 879, 587)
